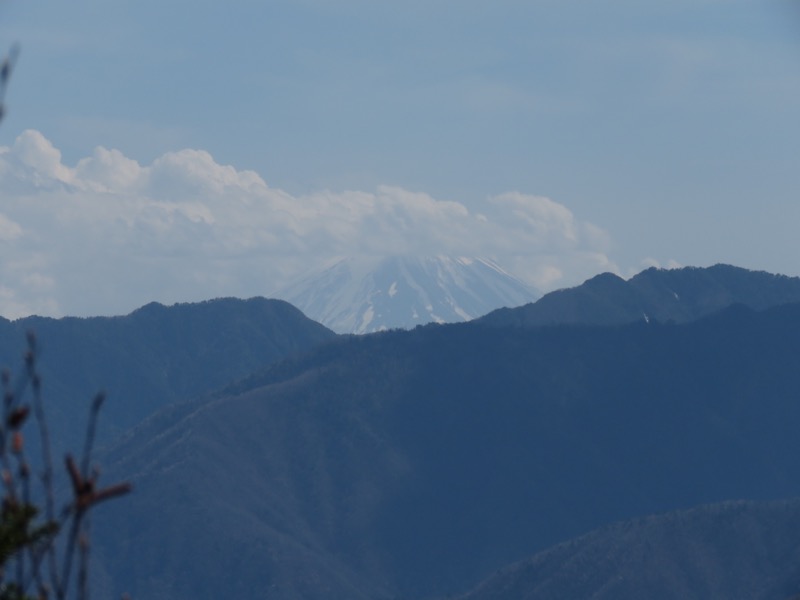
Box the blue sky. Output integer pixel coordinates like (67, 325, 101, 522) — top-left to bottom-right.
(0, 0, 799, 317)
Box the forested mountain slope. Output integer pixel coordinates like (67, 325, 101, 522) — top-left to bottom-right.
(481, 264, 800, 327)
(0, 297, 336, 447)
(92, 301, 800, 599)
(460, 498, 800, 600)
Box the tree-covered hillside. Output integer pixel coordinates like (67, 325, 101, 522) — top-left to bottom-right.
(461, 499, 800, 600)
(90, 301, 800, 599)
(0, 297, 336, 449)
(481, 264, 800, 327)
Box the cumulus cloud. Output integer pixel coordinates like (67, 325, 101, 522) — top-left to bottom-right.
(0, 130, 617, 319)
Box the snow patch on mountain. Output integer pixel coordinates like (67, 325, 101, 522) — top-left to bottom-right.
(273, 255, 537, 334)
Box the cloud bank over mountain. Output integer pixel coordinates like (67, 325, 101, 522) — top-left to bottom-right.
(0, 130, 616, 319)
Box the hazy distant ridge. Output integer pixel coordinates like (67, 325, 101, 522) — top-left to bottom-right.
(481, 263, 800, 327)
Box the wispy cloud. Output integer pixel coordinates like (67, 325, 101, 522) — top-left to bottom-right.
(0, 130, 615, 319)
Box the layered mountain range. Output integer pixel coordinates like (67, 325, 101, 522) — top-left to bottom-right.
(91, 299, 800, 598)
(6, 264, 800, 599)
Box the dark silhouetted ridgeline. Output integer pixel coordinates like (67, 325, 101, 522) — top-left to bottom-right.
(481, 264, 800, 328)
(0, 297, 336, 449)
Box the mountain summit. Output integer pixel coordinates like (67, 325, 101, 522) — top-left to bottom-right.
(480, 264, 800, 328)
(273, 255, 536, 334)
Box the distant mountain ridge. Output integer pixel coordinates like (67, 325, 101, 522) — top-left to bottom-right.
(274, 255, 536, 333)
(0, 296, 336, 446)
(481, 264, 800, 327)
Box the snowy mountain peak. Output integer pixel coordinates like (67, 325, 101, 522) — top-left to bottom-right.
(273, 255, 537, 334)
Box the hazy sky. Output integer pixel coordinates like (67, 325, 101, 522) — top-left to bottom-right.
(0, 0, 799, 318)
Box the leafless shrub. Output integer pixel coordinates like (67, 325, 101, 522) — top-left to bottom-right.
(0, 333, 131, 600)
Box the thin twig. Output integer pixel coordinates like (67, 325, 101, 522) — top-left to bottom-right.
(14, 450, 30, 592)
(27, 337, 62, 596)
(77, 525, 90, 600)
(0, 43, 20, 123)
(80, 394, 104, 481)
(57, 511, 83, 600)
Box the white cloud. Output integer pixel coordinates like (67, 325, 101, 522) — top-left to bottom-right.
(75, 146, 143, 192)
(12, 130, 74, 184)
(0, 130, 617, 318)
(633, 257, 683, 277)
